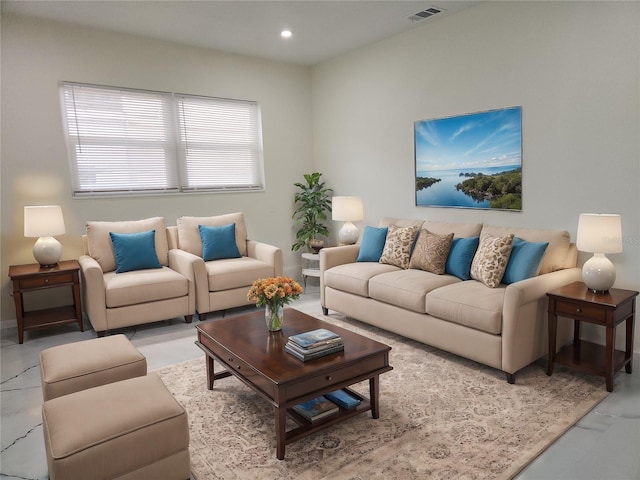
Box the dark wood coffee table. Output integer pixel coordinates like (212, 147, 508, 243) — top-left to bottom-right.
(195, 308, 392, 459)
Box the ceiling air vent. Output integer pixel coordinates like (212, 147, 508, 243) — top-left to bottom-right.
(408, 6, 444, 22)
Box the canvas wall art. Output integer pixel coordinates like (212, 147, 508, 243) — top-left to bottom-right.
(414, 106, 522, 210)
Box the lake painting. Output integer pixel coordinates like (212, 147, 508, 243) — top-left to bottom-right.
(414, 106, 522, 210)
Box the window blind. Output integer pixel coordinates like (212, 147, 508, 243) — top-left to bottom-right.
(60, 82, 264, 197)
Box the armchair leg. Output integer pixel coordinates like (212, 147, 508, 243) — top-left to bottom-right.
(185, 315, 193, 324)
(322, 307, 329, 316)
(96, 331, 106, 338)
(198, 312, 207, 322)
(506, 372, 516, 384)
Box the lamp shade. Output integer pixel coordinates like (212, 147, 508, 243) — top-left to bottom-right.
(576, 213, 622, 254)
(331, 197, 364, 222)
(24, 205, 66, 237)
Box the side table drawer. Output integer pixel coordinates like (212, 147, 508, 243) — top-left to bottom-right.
(555, 300, 605, 322)
(19, 272, 75, 290)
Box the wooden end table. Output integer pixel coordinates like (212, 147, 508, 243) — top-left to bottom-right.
(195, 308, 392, 459)
(8, 260, 83, 344)
(546, 281, 638, 392)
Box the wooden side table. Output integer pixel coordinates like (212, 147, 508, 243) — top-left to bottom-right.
(8, 260, 83, 344)
(546, 281, 638, 392)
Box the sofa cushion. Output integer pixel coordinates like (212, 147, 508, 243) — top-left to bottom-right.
(422, 220, 483, 238)
(109, 230, 163, 274)
(357, 226, 388, 262)
(177, 213, 248, 257)
(379, 225, 420, 269)
(480, 225, 571, 274)
(426, 281, 506, 335)
(502, 237, 549, 284)
(445, 236, 480, 280)
(104, 267, 189, 308)
(470, 234, 514, 288)
(199, 223, 242, 261)
(86, 217, 169, 273)
(206, 257, 274, 292)
(324, 263, 399, 298)
(409, 229, 454, 274)
(369, 270, 460, 313)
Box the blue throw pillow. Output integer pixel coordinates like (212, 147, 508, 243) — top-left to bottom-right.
(198, 223, 241, 261)
(357, 226, 388, 262)
(109, 230, 162, 274)
(445, 236, 479, 280)
(502, 237, 549, 284)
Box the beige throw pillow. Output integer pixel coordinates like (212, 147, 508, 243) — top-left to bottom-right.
(470, 233, 515, 288)
(379, 225, 419, 269)
(409, 229, 454, 274)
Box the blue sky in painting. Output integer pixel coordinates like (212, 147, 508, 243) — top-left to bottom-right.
(415, 107, 522, 173)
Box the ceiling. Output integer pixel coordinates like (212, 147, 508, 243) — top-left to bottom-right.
(1, 0, 478, 65)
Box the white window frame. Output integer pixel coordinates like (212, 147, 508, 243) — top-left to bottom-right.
(59, 82, 264, 197)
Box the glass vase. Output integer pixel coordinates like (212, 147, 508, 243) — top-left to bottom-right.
(265, 304, 284, 332)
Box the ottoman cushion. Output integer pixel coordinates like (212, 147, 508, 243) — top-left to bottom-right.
(42, 373, 190, 480)
(40, 334, 147, 401)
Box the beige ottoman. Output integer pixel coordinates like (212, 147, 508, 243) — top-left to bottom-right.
(40, 334, 147, 401)
(42, 373, 191, 480)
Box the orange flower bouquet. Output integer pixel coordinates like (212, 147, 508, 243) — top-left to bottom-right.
(247, 276, 303, 331)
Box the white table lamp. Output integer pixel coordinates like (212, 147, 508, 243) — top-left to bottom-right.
(332, 196, 364, 245)
(576, 213, 622, 293)
(24, 205, 66, 267)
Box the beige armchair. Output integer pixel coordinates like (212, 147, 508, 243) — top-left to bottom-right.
(79, 217, 195, 336)
(167, 212, 282, 320)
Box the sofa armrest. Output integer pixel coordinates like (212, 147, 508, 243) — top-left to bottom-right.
(168, 249, 198, 314)
(501, 267, 582, 374)
(246, 240, 283, 276)
(319, 245, 360, 308)
(78, 255, 108, 333)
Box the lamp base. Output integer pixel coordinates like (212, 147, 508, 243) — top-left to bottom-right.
(33, 236, 62, 267)
(338, 222, 359, 245)
(582, 253, 616, 293)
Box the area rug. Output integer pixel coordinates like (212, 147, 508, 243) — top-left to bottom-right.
(156, 313, 608, 480)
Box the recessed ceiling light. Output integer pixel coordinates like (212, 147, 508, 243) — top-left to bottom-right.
(281, 29, 292, 39)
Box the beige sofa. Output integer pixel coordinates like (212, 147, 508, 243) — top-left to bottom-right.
(320, 218, 581, 383)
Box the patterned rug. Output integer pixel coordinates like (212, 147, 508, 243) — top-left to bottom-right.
(156, 313, 608, 480)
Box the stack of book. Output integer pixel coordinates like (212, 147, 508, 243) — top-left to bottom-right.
(285, 328, 344, 361)
(292, 390, 361, 423)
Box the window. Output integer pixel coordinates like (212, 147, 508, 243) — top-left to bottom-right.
(60, 82, 264, 197)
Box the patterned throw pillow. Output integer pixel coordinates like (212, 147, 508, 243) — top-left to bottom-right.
(470, 233, 515, 288)
(409, 229, 454, 274)
(379, 225, 419, 269)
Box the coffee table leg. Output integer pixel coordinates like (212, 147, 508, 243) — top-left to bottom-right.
(369, 375, 380, 419)
(275, 406, 286, 460)
(205, 355, 214, 390)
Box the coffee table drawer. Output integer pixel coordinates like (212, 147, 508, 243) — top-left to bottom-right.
(286, 355, 387, 399)
(203, 338, 276, 397)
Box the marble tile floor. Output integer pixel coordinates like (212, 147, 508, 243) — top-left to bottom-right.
(1, 284, 639, 479)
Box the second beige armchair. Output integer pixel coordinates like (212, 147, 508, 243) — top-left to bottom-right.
(168, 212, 282, 320)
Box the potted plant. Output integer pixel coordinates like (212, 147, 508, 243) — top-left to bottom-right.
(292, 172, 333, 252)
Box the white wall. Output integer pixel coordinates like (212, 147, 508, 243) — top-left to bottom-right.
(1, 14, 313, 321)
(311, 1, 640, 349)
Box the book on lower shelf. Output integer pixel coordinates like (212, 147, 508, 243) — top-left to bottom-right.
(325, 389, 361, 410)
(285, 341, 344, 361)
(292, 395, 339, 422)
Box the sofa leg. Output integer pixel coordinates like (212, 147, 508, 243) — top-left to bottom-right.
(198, 312, 208, 322)
(185, 315, 193, 324)
(322, 307, 329, 316)
(506, 372, 516, 384)
(96, 331, 106, 338)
